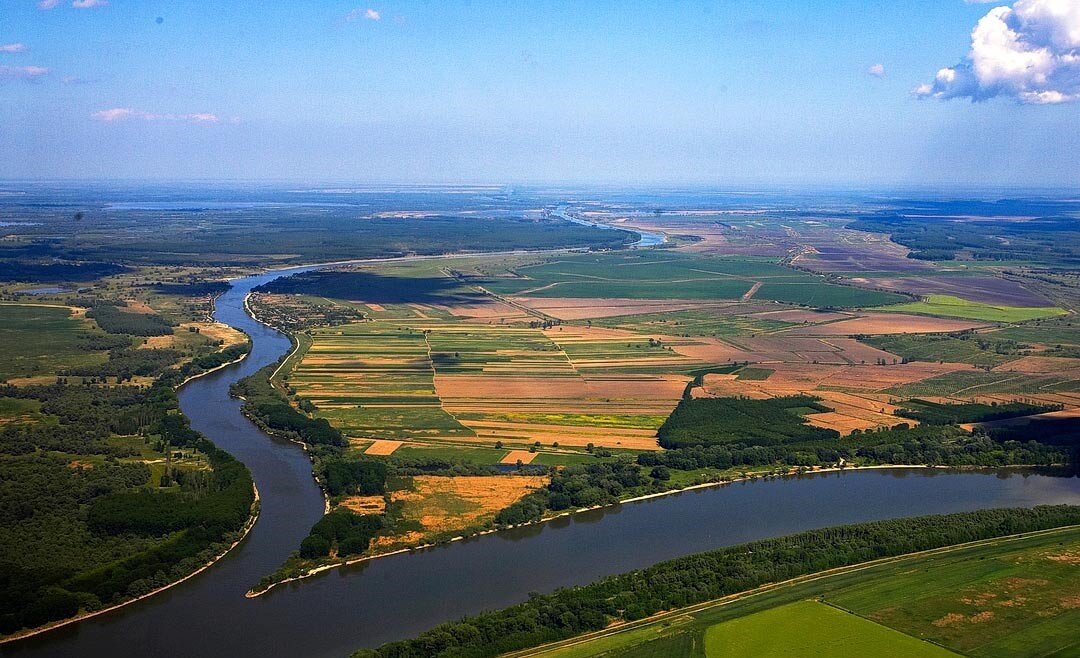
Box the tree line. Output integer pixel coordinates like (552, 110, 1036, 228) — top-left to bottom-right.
(356, 505, 1080, 658)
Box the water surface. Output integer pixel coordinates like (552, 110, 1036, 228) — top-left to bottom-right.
(7, 266, 1079, 658)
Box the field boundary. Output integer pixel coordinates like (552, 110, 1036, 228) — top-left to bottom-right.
(501, 523, 1080, 658)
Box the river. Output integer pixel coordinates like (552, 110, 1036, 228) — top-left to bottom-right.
(6, 262, 1080, 658)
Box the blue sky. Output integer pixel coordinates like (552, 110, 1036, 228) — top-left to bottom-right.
(1, 0, 1078, 187)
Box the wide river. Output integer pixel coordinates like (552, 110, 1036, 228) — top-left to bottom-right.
(7, 261, 1080, 658)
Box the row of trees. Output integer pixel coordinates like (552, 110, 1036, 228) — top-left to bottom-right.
(232, 365, 347, 448)
(358, 506, 1080, 657)
(897, 399, 1059, 425)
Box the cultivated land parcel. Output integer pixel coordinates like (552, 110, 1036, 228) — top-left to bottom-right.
(5, 185, 1080, 650)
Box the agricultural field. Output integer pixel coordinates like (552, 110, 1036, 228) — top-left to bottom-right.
(475, 251, 907, 307)
(703, 600, 957, 658)
(516, 525, 1080, 658)
(862, 334, 1026, 367)
(875, 295, 1067, 323)
(375, 474, 548, 550)
(285, 313, 692, 454)
(0, 303, 108, 381)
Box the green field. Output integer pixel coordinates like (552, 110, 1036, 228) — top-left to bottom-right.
(0, 303, 107, 380)
(862, 334, 1023, 367)
(523, 526, 1080, 658)
(876, 295, 1067, 323)
(703, 600, 957, 658)
(885, 370, 1080, 397)
(478, 252, 905, 307)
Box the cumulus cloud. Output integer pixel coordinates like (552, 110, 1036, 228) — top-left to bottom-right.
(92, 108, 219, 123)
(867, 63, 886, 78)
(0, 65, 49, 81)
(72, 0, 108, 7)
(37, 0, 61, 8)
(0, 44, 27, 54)
(346, 7, 381, 21)
(916, 0, 1080, 104)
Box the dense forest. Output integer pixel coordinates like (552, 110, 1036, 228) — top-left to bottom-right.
(0, 381, 255, 635)
(0, 260, 127, 283)
(657, 396, 838, 448)
(85, 305, 174, 337)
(147, 281, 230, 297)
(357, 505, 1080, 658)
(897, 399, 1059, 425)
(848, 214, 1080, 264)
(15, 212, 634, 266)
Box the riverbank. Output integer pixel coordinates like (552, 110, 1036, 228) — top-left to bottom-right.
(245, 461, 1008, 597)
(501, 521, 1080, 658)
(0, 482, 261, 645)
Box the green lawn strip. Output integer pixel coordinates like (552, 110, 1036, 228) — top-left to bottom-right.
(702, 600, 958, 657)
(873, 295, 1067, 323)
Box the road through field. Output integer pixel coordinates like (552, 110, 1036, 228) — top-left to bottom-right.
(7, 251, 1080, 658)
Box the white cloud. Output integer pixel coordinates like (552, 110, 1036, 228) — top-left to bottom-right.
(916, 0, 1080, 104)
(72, 0, 108, 7)
(0, 44, 27, 54)
(0, 65, 49, 81)
(346, 7, 381, 22)
(38, 0, 61, 8)
(92, 108, 134, 121)
(92, 108, 220, 123)
(867, 63, 886, 78)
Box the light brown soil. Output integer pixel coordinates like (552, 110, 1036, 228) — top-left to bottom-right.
(338, 495, 386, 514)
(785, 313, 986, 336)
(500, 450, 538, 464)
(364, 440, 403, 455)
(391, 475, 548, 535)
(512, 297, 738, 320)
(992, 356, 1080, 374)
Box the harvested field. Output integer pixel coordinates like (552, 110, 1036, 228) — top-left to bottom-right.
(391, 475, 548, 535)
(435, 374, 687, 400)
(439, 299, 529, 320)
(500, 450, 538, 465)
(338, 495, 386, 515)
(801, 239, 931, 274)
(785, 313, 986, 336)
(868, 274, 1053, 307)
(748, 308, 851, 324)
(992, 356, 1080, 374)
(695, 360, 969, 434)
(364, 440, 403, 455)
(510, 297, 735, 320)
